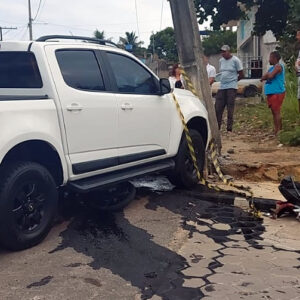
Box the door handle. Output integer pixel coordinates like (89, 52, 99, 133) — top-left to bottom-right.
(66, 103, 83, 111)
(121, 103, 133, 111)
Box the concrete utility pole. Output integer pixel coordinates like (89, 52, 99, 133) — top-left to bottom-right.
(169, 0, 221, 151)
(28, 0, 33, 40)
(0, 27, 17, 41)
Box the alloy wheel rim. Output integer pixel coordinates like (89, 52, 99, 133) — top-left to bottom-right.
(12, 182, 46, 233)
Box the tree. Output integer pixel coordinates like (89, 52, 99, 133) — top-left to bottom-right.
(119, 32, 143, 49)
(94, 29, 105, 40)
(148, 27, 178, 62)
(194, 0, 289, 39)
(277, 0, 300, 68)
(202, 31, 237, 56)
(194, 0, 300, 67)
(118, 31, 145, 57)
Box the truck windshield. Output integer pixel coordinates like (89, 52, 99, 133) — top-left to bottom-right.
(0, 52, 43, 88)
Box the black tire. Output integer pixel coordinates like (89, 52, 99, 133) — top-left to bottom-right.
(86, 182, 136, 212)
(168, 130, 205, 189)
(244, 86, 258, 98)
(0, 162, 58, 251)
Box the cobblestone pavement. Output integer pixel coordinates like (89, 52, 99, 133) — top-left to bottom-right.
(0, 183, 299, 300)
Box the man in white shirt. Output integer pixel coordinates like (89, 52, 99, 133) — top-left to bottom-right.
(204, 56, 216, 85)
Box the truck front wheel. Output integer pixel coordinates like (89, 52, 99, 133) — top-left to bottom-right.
(168, 130, 205, 189)
(0, 162, 58, 251)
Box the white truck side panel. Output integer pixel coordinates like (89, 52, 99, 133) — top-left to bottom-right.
(0, 100, 68, 183)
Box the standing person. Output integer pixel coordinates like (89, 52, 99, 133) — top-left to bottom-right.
(204, 55, 216, 85)
(215, 45, 244, 132)
(169, 64, 185, 89)
(261, 51, 286, 136)
(295, 30, 300, 113)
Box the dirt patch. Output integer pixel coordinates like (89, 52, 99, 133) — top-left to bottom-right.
(220, 132, 300, 182)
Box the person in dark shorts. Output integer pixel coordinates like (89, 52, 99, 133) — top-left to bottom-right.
(215, 45, 244, 132)
(261, 51, 286, 136)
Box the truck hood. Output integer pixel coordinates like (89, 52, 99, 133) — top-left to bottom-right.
(172, 88, 208, 117)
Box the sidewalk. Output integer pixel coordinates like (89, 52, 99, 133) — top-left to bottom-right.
(176, 202, 300, 299)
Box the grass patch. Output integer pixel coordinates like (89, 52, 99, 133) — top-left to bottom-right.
(279, 72, 300, 145)
(234, 72, 300, 145)
(234, 103, 273, 131)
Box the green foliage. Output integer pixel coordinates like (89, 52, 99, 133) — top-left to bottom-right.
(148, 27, 178, 63)
(279, 72, 300, 145)
(202, 31, 237, 56)
(119, 32, 143, 49)
(94, 29, 105, 40)
(118, 32, 145, 57)
(277, 0, 300, 68)
(194, 0, 289, 38)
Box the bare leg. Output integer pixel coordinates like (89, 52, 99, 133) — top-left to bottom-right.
(272, 110, 282, 135)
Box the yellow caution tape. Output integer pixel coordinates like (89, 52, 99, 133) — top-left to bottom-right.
(173, 67, 260, 217)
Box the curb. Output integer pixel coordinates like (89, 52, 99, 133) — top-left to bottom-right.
(186, 189, 277, 211)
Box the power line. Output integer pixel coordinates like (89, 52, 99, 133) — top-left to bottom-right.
(160, 0, 164, 30)
(134, 0, 140, 37)
(0, 26, 18, 41)
(21, 27, 29, 40)
(36, 0, 46, 21)
(33, 0, 43, 21)
(11, 26, 27, 40)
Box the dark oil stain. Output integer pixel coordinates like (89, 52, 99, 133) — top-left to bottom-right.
(27, 276, 53, 289)
(190, 254, 204, 263)
(241, 282, 253, 287)
(48, 192, 204, 300)
(144, 272, 158, 279)
(205, 285, 215, 292)
(208, 261, 223, 270)
(232, 271, 250, 275)
(294, 265, 300, 269)
(65, 263, 83, 268)
(48, 244, 65, 254)
(84, 277, 102, 287)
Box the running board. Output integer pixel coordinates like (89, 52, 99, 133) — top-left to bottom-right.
(68, 159, 175, 193)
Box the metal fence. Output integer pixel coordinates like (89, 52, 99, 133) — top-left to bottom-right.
(240, 56, 263, 79)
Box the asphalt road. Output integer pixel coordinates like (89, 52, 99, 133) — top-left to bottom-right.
(0, 177, 299, 300)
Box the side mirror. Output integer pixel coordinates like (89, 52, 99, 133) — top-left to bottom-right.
(159, 78, 171, 95)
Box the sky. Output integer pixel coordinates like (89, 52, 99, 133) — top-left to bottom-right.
(0, 0, 178, 46)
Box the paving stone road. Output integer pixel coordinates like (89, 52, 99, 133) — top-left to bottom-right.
(0, 181, 299, 300)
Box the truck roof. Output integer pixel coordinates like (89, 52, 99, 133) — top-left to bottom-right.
(0, 35, 119, 52)
(0, 41, 33, 52)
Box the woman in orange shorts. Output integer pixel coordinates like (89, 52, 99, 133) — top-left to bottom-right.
(261, 51, 286, 135)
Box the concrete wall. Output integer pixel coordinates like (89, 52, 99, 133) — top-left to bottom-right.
(145, 58, 171, 78)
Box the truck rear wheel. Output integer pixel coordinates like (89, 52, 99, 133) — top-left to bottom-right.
(168, 130, 205, 189)
(0, 162, 58, 251)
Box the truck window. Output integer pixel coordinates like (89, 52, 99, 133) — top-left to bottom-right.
(56, 50, 105, 92)
(106, 52, 159, 94)
(0, 52, 43, 88)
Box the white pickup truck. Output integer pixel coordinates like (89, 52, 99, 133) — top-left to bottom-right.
(0, 35, 210, 250)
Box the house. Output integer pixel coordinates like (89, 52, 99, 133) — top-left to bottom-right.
(237, 6, 278, 78)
